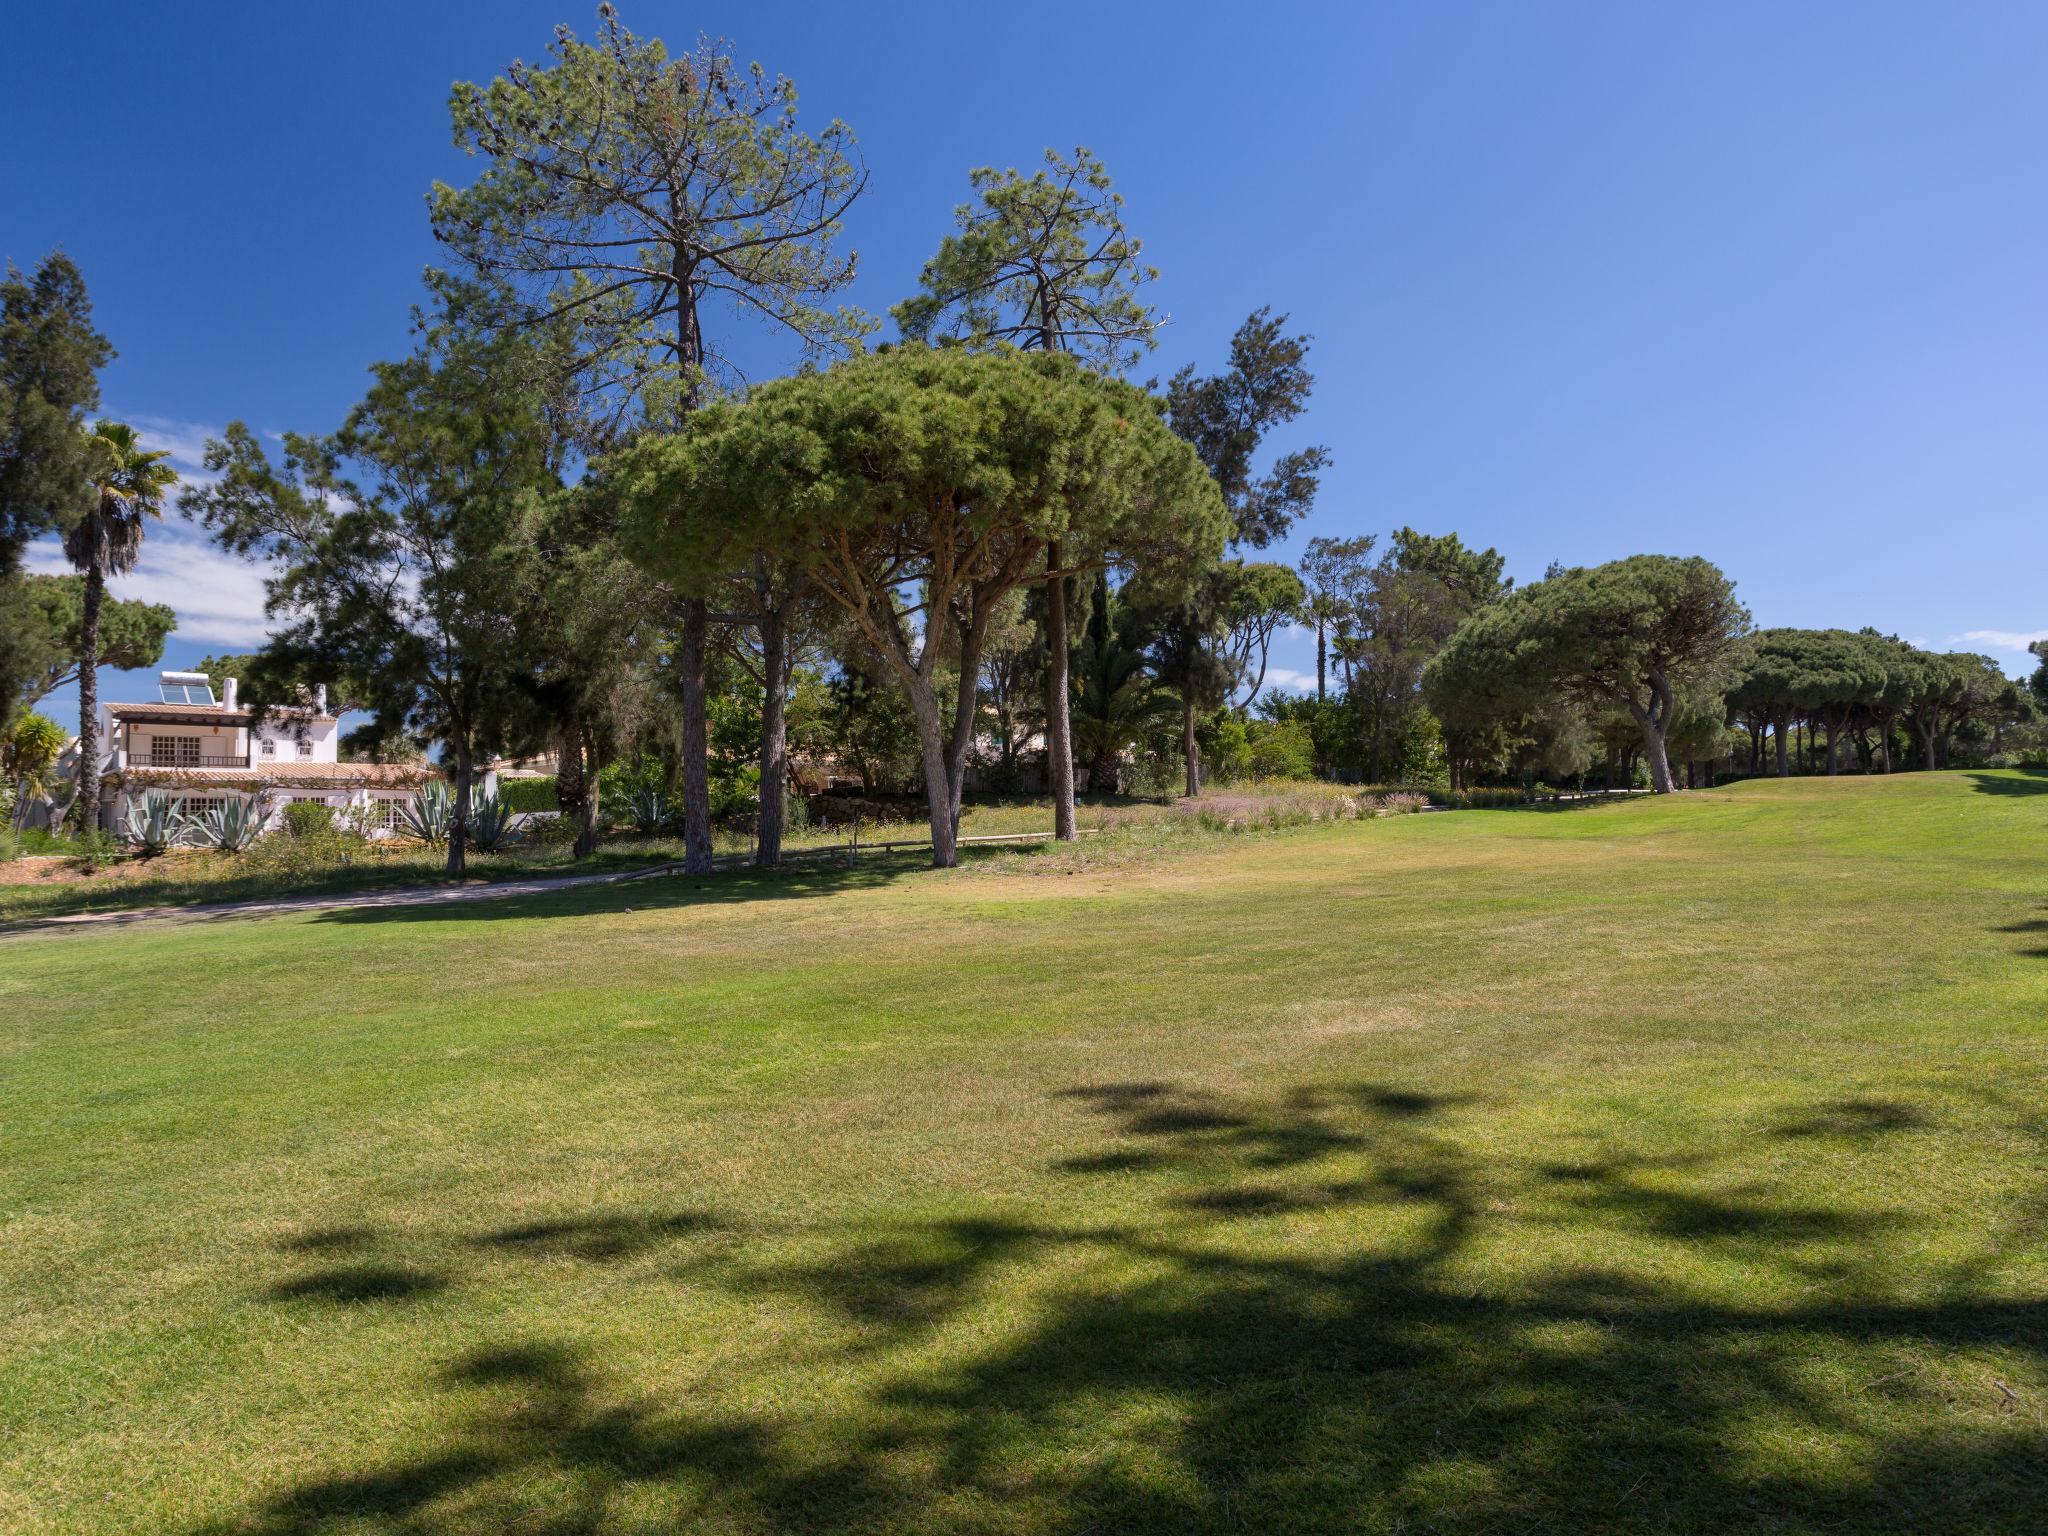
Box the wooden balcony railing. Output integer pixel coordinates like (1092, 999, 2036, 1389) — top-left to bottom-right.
(137, 753, 251, 770)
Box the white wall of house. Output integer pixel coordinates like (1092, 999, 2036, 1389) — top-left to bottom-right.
(109, 784, 421, 840)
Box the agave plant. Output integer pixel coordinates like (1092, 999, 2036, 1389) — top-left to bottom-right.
(465, 792, 515, 853)
(624, 785, 667, 835)
(121, 793, 189, 855)
(394, 781, 452, 842)
(195, 797, 266, 853)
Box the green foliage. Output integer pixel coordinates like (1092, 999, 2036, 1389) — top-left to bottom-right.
(814, 668, 918, 797)
(121, 793, 188, 855)
(615, 344, 1227, 861)
(1071, 580, 1178, 793)
(3, 710, 66, 817)
(1245, 719, 1317, 780)
(1218, 560, 1306, 708)
(279, 801, 336, 839)
(1165, 307, 1330, 549)
(1427, 785, 1540, 809)
(1, 253, 113, 719)
(395, 782, 452, 843)
(433, 9, 870, 418)
(465, 792, 515, 852)
(623, 785, 670, 837)
(496, 776, 558, 815)
(182, 299, 564, 881)
(193, 798, 265, 854)
(1199, 712, 1252, 784)
(894, 147, 1156, 371)
(1427, 555, 1747, 793)
(65, 420, 175, 582)
(7, 574, 175, 709)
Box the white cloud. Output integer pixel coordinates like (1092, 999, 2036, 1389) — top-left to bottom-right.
(118, 410, 225, 489)
(1262, 667, 1318, 694)
(27, 411, 277, 650)
(27, 527, 274, 649)
(1953, 629, 2047, 654)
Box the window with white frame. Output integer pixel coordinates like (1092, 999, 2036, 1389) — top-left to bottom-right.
(179, 796, 230, 820)
(259, 738, 276, 758)
(368, 796, 406, 830)
(150, 735, 201, 766)
(296, 738, 314, 758)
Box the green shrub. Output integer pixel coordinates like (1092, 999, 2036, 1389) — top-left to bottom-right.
(395, 782, 452, 842)
(624, 785, 671, 835)
(122, 794, 191, 855)
(466, 793, 515, 852)
(1427, 786, 1536, 810)
(194, 799, 266, 853)
(497, 776, 558, 814)
(280, 801, 337, 838)
(519, 811, 578, 847)
(242, 829, 364, 878)
(1200, 715, 1252, 785)
(1246, 721, 1316, 781)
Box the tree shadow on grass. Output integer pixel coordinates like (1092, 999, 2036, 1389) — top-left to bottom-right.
(304, 846, 1009, 929)
(1994, 907, 2048, 959)
(205, 1084, 2048, 1534)
(1963, 769, 2048, 796)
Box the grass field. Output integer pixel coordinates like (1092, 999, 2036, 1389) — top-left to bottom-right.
(4, 771, 2045, 1533)
(0, 789, 1352, 925)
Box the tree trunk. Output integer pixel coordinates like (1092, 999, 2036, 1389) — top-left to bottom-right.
(1824, 714, 1840, 776)
(1045, 549, 1076, 842)
(75, 562, 105, 835)
(1919, 718, 1937, 771)
(756, 603, 789, 868)
(576, 749, 602, 860)
(1316, 620, 1326, 703)
(1878, 723, 1892, 774)
(943, 613, 992, 837)
(1182, 696, 1200, 798)
(1774, 718, 1789, 777)
(1087, 741, 1118, 795)
(447, 736, 471, 876)
(908, 687, 957, 868)
(1640, 721, 1674, 793)
(677, 597, 713, 874)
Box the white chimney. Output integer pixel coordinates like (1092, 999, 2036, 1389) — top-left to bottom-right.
(222, 677, 238, 710)
(314, 685, 328, 714)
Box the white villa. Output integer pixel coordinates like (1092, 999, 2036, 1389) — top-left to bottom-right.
(97, 670, 435, 835)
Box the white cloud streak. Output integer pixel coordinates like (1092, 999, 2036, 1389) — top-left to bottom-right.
(1262, 667, 1318, 694)
(29, 410, 277, 649)
(1953, 628, 2047, 654)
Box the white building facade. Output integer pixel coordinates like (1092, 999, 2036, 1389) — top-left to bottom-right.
(99, 671, 434, 835)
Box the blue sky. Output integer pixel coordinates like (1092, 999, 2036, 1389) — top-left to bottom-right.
(9, 0, 2044, 725)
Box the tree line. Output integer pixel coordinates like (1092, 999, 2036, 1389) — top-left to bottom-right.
(3, 8, 2038, 865)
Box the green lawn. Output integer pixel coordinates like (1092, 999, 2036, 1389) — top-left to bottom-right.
(4, 771, 2045, 1533)
(0, 793, 1219, 925)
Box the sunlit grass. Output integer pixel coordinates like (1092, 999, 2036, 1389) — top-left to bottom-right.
(3, 770, 2044, 1533)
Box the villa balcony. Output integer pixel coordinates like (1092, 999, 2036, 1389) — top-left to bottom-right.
(116, 751, 253, 771)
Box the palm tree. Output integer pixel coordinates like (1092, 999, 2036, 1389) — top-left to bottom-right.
(1071, 577, 1179, 795)
(64, 420, 175, 834)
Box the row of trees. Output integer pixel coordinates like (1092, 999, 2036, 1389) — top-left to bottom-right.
(182, 12, 1329, 873)
(6, 9, 2035, 871)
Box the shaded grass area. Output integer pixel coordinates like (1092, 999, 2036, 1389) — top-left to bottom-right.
(1, 771, 2045, 1533)
(0, 782, 1364, 925)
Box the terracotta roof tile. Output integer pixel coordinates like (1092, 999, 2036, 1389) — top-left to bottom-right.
(106, 701, 337, 724)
